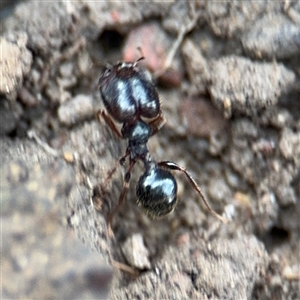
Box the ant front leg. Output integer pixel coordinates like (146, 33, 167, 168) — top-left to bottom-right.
(101, 151, 129, 191)
(157, 161, 228, 223)
(98, 110, 123, 138)
(148, 110, 166, 136)
(107, 159, 136, 236)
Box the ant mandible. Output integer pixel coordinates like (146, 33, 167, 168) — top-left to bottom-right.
(98, 57, 227, 232)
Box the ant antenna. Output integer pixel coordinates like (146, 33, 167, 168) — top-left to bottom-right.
(135, 47, 145, 64)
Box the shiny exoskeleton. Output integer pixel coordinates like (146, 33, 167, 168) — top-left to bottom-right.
(98, 58, 226, 228)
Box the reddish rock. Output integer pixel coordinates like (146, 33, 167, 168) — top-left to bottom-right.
(123, 22, 182, 87)
(181, 97, 228, 138)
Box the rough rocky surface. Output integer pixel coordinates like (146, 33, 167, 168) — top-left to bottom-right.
(1, 1, 299, 299)
(1, 138, 112, 299)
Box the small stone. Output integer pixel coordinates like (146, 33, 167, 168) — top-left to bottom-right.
(121, 233, 151, 270)
(208, 56, 295, 117)
(242, 14, 300, 59)
(0, 34, 32, 96)
(279, 128, 300, 160)
(58, 94, 94, 126)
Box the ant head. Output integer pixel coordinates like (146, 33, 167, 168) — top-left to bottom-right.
(136, 166, 177, 218)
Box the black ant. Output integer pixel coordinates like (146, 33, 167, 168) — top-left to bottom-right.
(98, 57, 227, 233)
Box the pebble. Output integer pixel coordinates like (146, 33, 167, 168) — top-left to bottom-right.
(58, 94, 94, 126)
(242, 14, 300, 59)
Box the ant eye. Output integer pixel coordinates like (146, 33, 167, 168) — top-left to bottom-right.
(136, 168, 177, 218)
(103, 67, 112, 77)
(99, 65, 115, 89)
(100, 64, 113, 78)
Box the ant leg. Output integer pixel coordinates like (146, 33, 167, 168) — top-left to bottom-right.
(157, 161, 228, 223)
(149, 110, 166, 136)
(97, 110, 123, 138)
(107, 159, 136, 235)
(101, 151, 129, 191)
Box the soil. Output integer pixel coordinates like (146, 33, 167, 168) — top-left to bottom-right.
(1, 1, 300, 299)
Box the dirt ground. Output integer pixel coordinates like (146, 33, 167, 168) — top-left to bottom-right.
(1, 1, 300, 299)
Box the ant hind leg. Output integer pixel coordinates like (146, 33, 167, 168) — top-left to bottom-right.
(157, 161, 228, 223)
(106, 159, 136, 236)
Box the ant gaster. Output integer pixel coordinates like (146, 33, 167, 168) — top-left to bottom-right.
(98, 57, 227, 231)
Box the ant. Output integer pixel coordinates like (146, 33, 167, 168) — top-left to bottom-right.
(98, 57, 227, 233)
